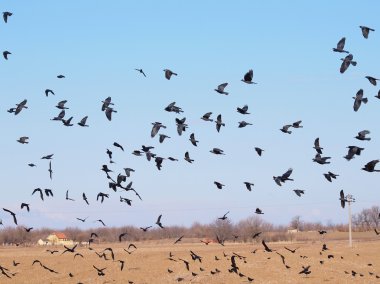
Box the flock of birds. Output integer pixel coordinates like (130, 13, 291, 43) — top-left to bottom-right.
(0, 9, 380, 283)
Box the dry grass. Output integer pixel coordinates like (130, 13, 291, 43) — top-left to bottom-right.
(1, 236, 380, 283)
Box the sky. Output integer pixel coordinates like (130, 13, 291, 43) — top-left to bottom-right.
(0, 1, 379, 230)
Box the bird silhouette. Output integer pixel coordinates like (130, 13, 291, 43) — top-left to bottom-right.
(95, 219, 106, 226)
(362, 160, 380, 172)
(241, 69, 257, 84)
(353, 89, 368, 111)
(45, 89, 55, 97)
(333, 37, 349, 53)
(3, 12, 13, 23)
(66, 190, 75, 201)
(360, 26, 375, 38)
(20, 203, 30, 212)
(255, 208, 264, 215)
(237, 105, 250, 114)
(244, 182, 254, 191)
(3, 208, 17, 225)
(135, 68, 146, 77)
(3, 51, 11, 60)
(365, 76, 379, 86)
(77, 116, 89, 127)
(262, 240, 272, 252)
(218, 211, 229, 220)
(163, 69, 177, 80)
(293, 189, 305, 197)
(214, 181, 225, 189)
(215, 83, 229, 95)
(215, 114, 225, 132)
(156, 214, 164, 228)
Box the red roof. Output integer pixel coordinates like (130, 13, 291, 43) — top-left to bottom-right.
(52, 232, 67, 239)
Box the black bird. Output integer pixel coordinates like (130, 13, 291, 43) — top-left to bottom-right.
(21, 203, 30, 212)
(374, 228, 380, 235)
(95, 219, 106, 226)
(189, 133, 198, 146)
(238, 121, 253, 128)
(56, 100, 69, 109)
(323, 171, 339, 182)
(17, 136, 29, 144)
(117, 260, 125, 271)
(339, 190, 347, 208)
(123, 168, 135, 177)
(262, 240, 272, 252)
(135, 68, 146, 77)
(48, 161, 53, 180)
(237, 105, 250, 114)
(215, 83, 229, 95)
(155, 156, 165, 170)
(74, 253, 84, 259)
(96, 192, 109, 203)
(318, 230, 327, 235)
(45, 89, 55, 97)
(201, 112, 213, 122)
(14, 99, 28, 115)
(273, 168, 294, 186)
(113, 142, 124, 151)
(119, 232, 128, 242)
(32, 188, 44, 201)
(355, 130, 371, 141)
(120, 196, 132, 206)
(313, 138, 323, 154)
(77, 116, 89, 127)
(62, 244, 78, 254)
(293, 189, 305, 197)
(215, 114, 225, 132)
(353, 89, 368, 112)
(165, 102, 183, 113)
(284, 247, 299, 253)
(151, 122, 166, 138)
(362, 160, 380, 172)
(101, 96, 113, 111)
(174, 235, 184, 244)
(3, 51, 11, 60)
(292, 120, 303, 128)
(66, 190, 75, 201)
(214, 181, 225, 189)
(333, 37, 349, 53)
(62, 117, 73, 126)
(360, 25, 375, 38)
(28, 163, 37, 167)
(156, 214, 164, 228)
(51, 110, 65, 121)
(178, 258, 190, 271)
(105, 107, 117, 121)
(254, 147, 264, 156)
(184, 151, 194, 163)
(44, 188, 53, 197)
(365, 76, 379, 86)
(3, 208, 17, 225)
(241, 69, 257, 84)
(93, 265, 106, 276)
(210, 148, 225, 155)
(76, 217, 88, 222)
(218, 211, 230, 220)
(163, 69, 177, 80)
(344, 146, 364, 161)
(299, 265, 311, 275)
(340, 54, 354, 73)
(375, 90, 380, 99)
(313, 153, 331, 165)
(24, 227, 33, 232)
(159, 134, 170, 143)
(12, 261, 20, 267)
(280, 124, 292, 134)
(140, 226, 152, 232)
(103, 247, 115, 260)
(244, 182, 254, 191)
(101, 164, 112, 174)
(57, 75, 65, 79)
(255, 208, 264, 215)
(3, 12, 12, 23)
(82, 193, 89, 205)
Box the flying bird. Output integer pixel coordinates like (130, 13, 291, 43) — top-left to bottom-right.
(323, 171, 339, 182)
(313, 153, 331, 165)
(17, 136, 29, 144)
(214, 181, 225, 189)
(201, 112, 213, 122)
(280, 124, 292, 134)
(156, 214, 164, 228)
(333, 37, 349, 53)
(163, 69, 177, 80)
(218, 211, 230, 220)
(77, 116, 89, 127)
(3, 208, 17, 225)
(48, 161, 53, 180)
(362, 160, 380, 172)
(82, 193, 89, 205)
(210, 148, 225, 155)
(353, 89, 368, 111)
(184, 151, 194, 163)
(214, 83, 229, 95)
(113, 142, 124, 151)
(355, 130, 371, 141)
(66, 190, 75, 201)
(273, 168, 294, 186)
(255, 208, 264, 215)
(365, 76, 379, 86)
(244, 182, 254, 191)
(215, 114, 225, 132)
(238, 121, 253, 128)
(3, 51, 11, 60)
(21, 203, 30, 212)
(262, 240, 272, 252)
(45, 89, 55, 97)
(14, 99, 28, 115)
(293, 189, 305, 197)
(32, 188, 44, 201)
(339, 190, 347, 208)
(95, 219, 106, 226)
(360, 26, 375, 38)
(57, 75, 65, 79)
(135, 68, 146, 77)
(189, 133, 198, 146)
(151, 122, 166, 138)
(3, 12, 12, 23)
(340, 54, 355, 73)
(241, 69, 257, 84)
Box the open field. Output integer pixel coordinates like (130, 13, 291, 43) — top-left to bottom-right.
(1, 234, 380, 283)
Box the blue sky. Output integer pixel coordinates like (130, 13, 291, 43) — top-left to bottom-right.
(0, 1, 379, 229)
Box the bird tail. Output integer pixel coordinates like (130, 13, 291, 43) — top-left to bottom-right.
(351, 61, 357, 66)
(362, 98, 368, 104)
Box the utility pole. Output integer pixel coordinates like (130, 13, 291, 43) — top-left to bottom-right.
(346, 194, 355, 248)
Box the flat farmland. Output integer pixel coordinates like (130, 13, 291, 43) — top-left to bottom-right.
(1, 236, 380, 283)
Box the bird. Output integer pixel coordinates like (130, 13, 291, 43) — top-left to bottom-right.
(184, 151, 194, 163)
(48, 161, 53, 180)
(14, 99, 28, 115)
(17, 136, 29, 144)
(238, 121, 253, 128)
(62, 244, 78, 254)
(255, 208, 264, 215)
(113, 142, 124, 151)
(273, 168, 294, 186)
(159, 134, 170, 143)
(118, 232, 128, 242)
(32, 188, 44, 201)
(3, 208, 17, 225)
(244, 182, 254, 191)
(165, 102, 183, 113)
(44, 188, 53, 197)
(82, 193, 89, 205)
(344, 146, 364, 161)
(163, 69, 177, 80)
(77, 116, 89, 127)
(175, 117, 188, 136)
(45, 89, 55, 97)
(280, 124, 292, 134)
(362, 160, 380, 172)
(340, 54, 355, 73)
(313, 138, 323, 154)
(62, 117, 74, 126)
(375, 90, 380, 99)
(51, 110, 65, 121)
(95, 219, 106, 226)
(210, 148, 225, 155)
(215, 114, 225, 132)
(56, 100, 69, 109)
(135, 68, 146, 77)
(237, 105, 250, 115)
(262, 240, 272, 252)
(355, 130, 371, 141)
(3, 12, 12, 23)
(155, 156, 165, 170)
(252, 232, 262, 239)
(323, 171, 339, 182)
(120, 196, 132, 206)
(66, 190, 75, 201)
(76, 217, 88, 222)
(189, 133, 198, 146)
(96, 192, 109, 203)
(174, 235, 184, 244)
(365, 76, 379, 86)
(313, 153, 331, 165)
(292, 120, 303, 128)
(254, 147, 264, 156)
(214, 181, 225, 189)
(24, 227, 33, 232)
(339, 190, 347, 208)
(284, 247, 299, 253)
(57, 75, 65, 79)
(140, 226, 152, 232)
(151, 122, 166, 138)
(333, 37, 349, 53)
(318, 230, 327, 235)
(299, 265, 311, 275)
(241, 69, 257, 84)
(93, 265, 106, 276)
(214, 83, 229, 95)
(218, 211, 229, 220)
(374, 229, 380, 235)
(360, 26, 375, 38)
(105, 107, 117, 121)
(28, 163, 37, 167)
(353, 89, 368, 111)
(3, 51, 11, 60)
(201, 112, 213, 122)
(156, 214, 164, 228)
(293, 189, 305, 197)
(21, 203, 30, 212)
